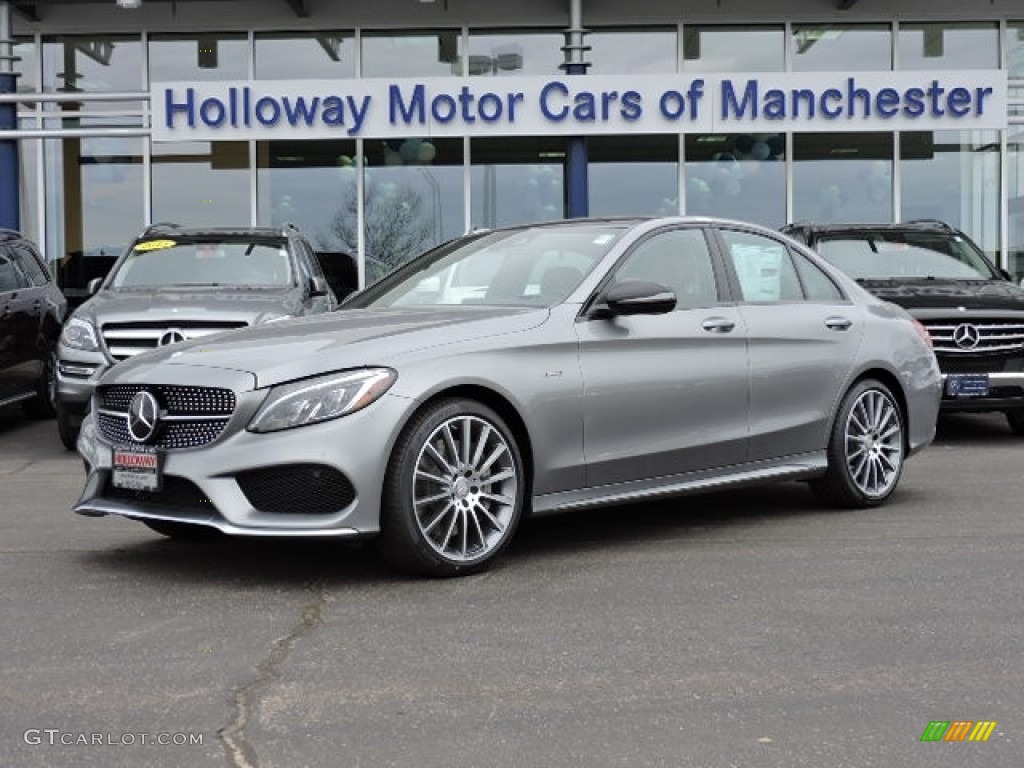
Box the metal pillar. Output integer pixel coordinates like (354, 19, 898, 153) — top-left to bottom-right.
(562, 0, 590, 218)
(0, 1, 19, 230)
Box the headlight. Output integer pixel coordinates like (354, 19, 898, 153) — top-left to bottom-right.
(60, 316, 100, 352)
(247, 368, 397, 433)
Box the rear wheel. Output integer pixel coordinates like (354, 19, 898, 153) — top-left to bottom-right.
(810, 379, 905, 508)
(377, 398, 526, 577)
(1005, 409, 1024, 436)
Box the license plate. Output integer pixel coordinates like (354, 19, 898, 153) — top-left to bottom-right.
(112, 447, 163, 492)
(945, 374, 990, 398)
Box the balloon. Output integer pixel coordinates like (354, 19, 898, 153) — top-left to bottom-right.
(384, 149, 402, 166)
(336, 154, 353, 166)
(735, 135, 755, 154)
(750, 141, 771, 161)
(416, 141, 437, 164)
(399, 139, 421, 163)
(766, 135, 785, 157)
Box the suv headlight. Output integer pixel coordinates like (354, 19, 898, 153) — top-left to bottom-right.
(60, 316, 100, 352)
(247, 368, 397, 433)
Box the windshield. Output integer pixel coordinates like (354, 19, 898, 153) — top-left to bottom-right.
(110, 237, 293, 289)
(349, 224, 628, 309)
(816, 231, 996, 281)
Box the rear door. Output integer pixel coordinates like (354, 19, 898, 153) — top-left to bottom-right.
(577, 226, 749, 486)
(713, 226, 864, 460)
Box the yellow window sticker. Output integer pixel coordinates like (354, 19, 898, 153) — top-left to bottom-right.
(134, 239, 177, 252)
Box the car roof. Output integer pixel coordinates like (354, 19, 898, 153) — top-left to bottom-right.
(135, 223, 303, 241)
(0, 228, 30, 242)
(784, 221, 959, 236)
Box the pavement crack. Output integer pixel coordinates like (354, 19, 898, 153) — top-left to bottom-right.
(218, 580, 329, 768)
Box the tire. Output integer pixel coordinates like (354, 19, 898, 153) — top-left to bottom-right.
(810, 379, 905, 509)
(56, 402, 80, 451)
(21, 352, 57, 419)
(377, 398, 526, 577)
(143, 519, 222, 540)
(1005, 409, 1024, 436)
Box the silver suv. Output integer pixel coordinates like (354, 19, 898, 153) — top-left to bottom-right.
(55, 224, 337, 448)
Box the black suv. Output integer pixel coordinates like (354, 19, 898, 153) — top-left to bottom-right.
(782, 221, 1024, 434)
(0, 229, 68, 420)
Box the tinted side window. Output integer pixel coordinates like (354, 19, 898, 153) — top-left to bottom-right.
(720, 229, 802, 302)
(0, 247, 31, 292)
(792, 250, 844, 301)
(10, 243, 50, 287)
(613, 229, 719, 309)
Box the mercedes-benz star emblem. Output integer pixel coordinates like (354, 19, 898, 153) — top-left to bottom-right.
(127, 390, 160, 443)
(159, 329, 186, 347)
(952, 323, 981, 350)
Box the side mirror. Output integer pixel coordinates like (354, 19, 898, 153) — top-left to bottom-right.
(308, 276, 329, 297)
(592, 280, 677, 318)
(87, 277, 103, 295)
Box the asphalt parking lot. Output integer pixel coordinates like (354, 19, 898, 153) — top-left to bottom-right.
(0, 409, 1021, 768)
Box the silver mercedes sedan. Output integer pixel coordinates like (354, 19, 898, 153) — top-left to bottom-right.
(73, 217, 941, 576)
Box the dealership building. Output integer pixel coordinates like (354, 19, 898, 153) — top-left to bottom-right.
(1, 0, 1023, 291)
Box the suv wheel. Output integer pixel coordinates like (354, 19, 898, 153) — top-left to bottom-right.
(1005, 409, 1024, 436)
(56, 401, 80, 451)
(21, 352, 57, 419)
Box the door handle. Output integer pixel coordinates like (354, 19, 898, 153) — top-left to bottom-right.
(825, 316, 853, 331)
(701, 317, 736, 333)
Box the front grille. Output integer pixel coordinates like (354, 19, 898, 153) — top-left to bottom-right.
(100, 385, 236, 414)
(236, 464, 356, 515)
(923, 319, 1024, 354)
(104, 475, 215, 517)
(101, 321, 247, 361)
(97, 384, 236, 450)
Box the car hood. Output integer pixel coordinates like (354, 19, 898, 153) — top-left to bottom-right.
(855, 278, 1024, 311)
(79, 287, 302, 324)
(109, 306, 548, 388)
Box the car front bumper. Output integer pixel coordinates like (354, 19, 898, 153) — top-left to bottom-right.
(73, 388, 415, 537)
(940, 371, 1024, 412)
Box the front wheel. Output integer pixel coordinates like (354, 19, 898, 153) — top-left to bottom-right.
(377, 399, 526, 577)
(810, 379, 905, 509)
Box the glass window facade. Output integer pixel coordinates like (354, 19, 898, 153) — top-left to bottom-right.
(897, 22, 998, 70)
(471, 137, 566, 230)
(682, 25, 784, 72)
(900, 130, 1000, 259)
(362, 137, 464, 281)
(3, 18, 1018, 290)
(792, 24, 892, 72)
(587, 28, 677, 75)
(254, 32, 356, 80)
(151, 141, 249, 226)
(589, 135, 678, 217)
(793, 133, 893, 223)
(685, 133, 786, 227)
(150, 33, 249, 82)
(466, 30, 561, 77)
(362, 31, 461, 77)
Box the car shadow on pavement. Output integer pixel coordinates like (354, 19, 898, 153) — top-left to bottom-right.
(75, 479, 906, 586)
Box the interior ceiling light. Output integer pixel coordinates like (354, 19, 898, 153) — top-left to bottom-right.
(116, 0, 143, 9)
